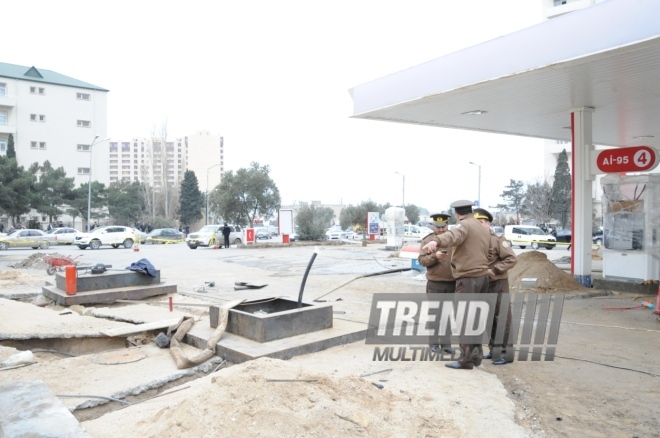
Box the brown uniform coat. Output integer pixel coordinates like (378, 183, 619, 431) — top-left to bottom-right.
(431, 214, 489, 279)
(487, 231, 517, 281)
(418, 233, 455, 281)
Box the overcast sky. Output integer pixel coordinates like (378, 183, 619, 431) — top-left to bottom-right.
(5, 0, 547, 213)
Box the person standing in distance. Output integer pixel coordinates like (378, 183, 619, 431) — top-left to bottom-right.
(221, 223, 231, 248)
(418, 213, 456, 355)
(473, 208, 517, 365)
(422, 200, 490, 370)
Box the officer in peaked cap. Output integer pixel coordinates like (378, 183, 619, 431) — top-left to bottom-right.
(418, 213, 455, 355)
(473, 207, 516, 366)
(422, 199, 490, 370)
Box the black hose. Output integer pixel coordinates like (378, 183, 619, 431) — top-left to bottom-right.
(298, 251, 319, 308)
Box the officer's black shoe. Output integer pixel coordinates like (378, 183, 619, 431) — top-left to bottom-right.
(441, 345, 455, 355)
(483, 351, 493, 360)
(492, 358, 508, 365)
(445, 361, 474, 370)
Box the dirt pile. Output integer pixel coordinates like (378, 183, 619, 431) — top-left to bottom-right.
(509, 251, 585, 291)
(8, 252, 84, 270)
(83, 357, 457, 437)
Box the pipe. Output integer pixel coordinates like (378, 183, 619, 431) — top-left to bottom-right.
(298, 247, 321, 308)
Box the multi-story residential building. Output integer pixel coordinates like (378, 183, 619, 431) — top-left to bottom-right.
(108, 131, 224, 192)
(0, 62, 109, 188)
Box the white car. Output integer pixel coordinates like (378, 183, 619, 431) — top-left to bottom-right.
(504, 225, 556, 250)
(46, 227, 79, 245)
(186, 225, 244, 249)
(75, 226, 136, 250)
(0, 229, 51, 250)
(403, 224, 432, 240)
(326, 227, 346, 240)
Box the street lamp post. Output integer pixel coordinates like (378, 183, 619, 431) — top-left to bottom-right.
(206, 163, 221, 225)
(395, 171, 405, 208)
(469, 162, 481, 207)
(87, 135, 110, 231)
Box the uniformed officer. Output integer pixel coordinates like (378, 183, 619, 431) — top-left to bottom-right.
(422, 200, 490, 370)
(473, 208, 517, 365)
(418, 213, 455, 355)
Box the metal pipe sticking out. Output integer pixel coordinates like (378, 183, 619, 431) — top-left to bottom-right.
(298, 247, 321, 308)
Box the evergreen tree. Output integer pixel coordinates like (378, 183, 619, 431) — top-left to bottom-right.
(29, 160, 75, 222)
(211, 162, 281, 226)
(498, 179, 526, 223)
(0, 156, 34, 224)
(107, 180, 142, 225)
(179, 170, 204, 226)
(550, 149, 572, 227)
(6, 134, 15, 159)
(296, 204, 334, 240)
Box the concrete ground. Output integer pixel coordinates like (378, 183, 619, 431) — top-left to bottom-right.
(0, 240, 658, 437)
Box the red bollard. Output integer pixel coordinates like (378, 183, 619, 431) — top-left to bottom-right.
(169, 296, 173, 312)
(65, 266, 77, 295)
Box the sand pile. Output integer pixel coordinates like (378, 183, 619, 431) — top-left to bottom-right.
(8, 252, 86, 270)
(83, 357, 457, 437)
(509, 251, 585, 291)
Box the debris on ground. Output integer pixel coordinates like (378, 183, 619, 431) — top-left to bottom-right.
(82, 357, 458, 437)
(509, 251, 586, 291)
(8, 252, 81, 270)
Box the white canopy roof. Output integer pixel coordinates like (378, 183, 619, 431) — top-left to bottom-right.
(349, 0, 660, 149)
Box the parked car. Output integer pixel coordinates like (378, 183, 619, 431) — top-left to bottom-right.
(46, 227, 79, 245)
(256, 228, 271, 240)
(326, 226, 346, 240)
(0, 229, 51, 250)
(504, 225, 556, 250)
(554, 228, 605, 246)
(75, 226, 136, 250)
(131, 228, 147, 244)
(146, 228, 184, 244)
(554, 229, 572, 245)
(268, 226, 278, 237)
(404, 224, 432, 241)
(186, 224, 243, 249)
(491, 226, 504, 237)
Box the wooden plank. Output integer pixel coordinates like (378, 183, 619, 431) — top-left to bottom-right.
(100, 317, 183, 337)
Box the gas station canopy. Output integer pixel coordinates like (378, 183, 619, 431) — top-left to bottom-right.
(349, 0, 660, 150)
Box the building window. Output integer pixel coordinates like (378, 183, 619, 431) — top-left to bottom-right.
(31, 141, 37, 149)
(39, 142, 46, 150)
(0, 111, 7, 125)
(110, 165, 118, 170)
(39, 87, 45, 95)
(76, 92, 91, 100)
(39, 114, 46, 122)
(121, 142, 130, 152)
(30, 86, 36, 94)
(109, 142, 118, 153)
(0, 141, 6, 153)
(110, 171, 118, 175)
(77, 144, 91, 151)
(0, 83, 6, 97)
(30, 114, 37, 121)
(78, 167, 90, 174)
(77, 120, 91, 128)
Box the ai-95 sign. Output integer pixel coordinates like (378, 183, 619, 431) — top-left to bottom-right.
(596, 146, 659, 173)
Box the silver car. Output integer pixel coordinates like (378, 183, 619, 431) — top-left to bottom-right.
(46, 227, 79, 245)
(0, 229, 51, 250)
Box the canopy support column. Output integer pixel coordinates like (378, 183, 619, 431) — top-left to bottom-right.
(571, 107, 595, 287)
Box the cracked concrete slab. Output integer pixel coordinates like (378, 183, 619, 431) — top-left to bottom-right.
(0, 298, 135, 340)
(0, 344, 222, 412)
(90, 303, 193, 324)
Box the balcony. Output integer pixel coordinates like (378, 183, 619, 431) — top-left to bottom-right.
(0, 123, 16, 135)
(0, 95, 16, 108)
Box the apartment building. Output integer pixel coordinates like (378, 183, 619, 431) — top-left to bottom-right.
(109, 131, 224, 191)
(0, 62, 109, 188)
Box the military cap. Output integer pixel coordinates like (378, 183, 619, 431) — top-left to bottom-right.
(450, 199, 474, 215)
(429, 213, 450, 227)
(473, 208, 493, 222)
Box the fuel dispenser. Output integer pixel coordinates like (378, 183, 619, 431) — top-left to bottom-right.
(600, 174, 660, 281)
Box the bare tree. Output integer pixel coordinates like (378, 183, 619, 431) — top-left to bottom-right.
(524, 179, 553, 225)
